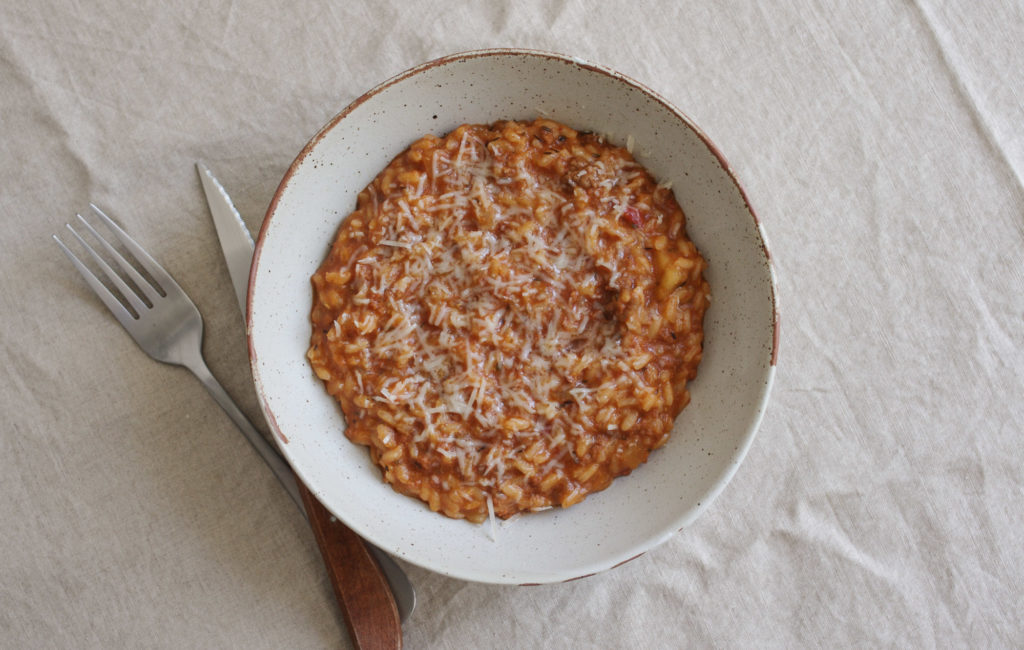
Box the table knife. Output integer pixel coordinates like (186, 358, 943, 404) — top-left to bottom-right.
(197, 161, 413, 647)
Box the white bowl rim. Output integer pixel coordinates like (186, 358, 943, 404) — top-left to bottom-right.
(248, 48, 779, 583)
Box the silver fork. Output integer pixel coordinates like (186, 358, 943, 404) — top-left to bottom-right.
(54, 205, 413, 638)
(52, 204, 303, 505)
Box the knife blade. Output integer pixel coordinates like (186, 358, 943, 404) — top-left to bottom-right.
(196, 162, 414, 636)
(196, 163, 253, 315)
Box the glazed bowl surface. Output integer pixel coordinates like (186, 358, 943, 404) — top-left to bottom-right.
(249, 49, 778, 584)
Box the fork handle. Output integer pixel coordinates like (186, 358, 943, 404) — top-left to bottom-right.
(186, 358, 305, 508)
(182, 355, 414, 620)
(184, 358, 402, 649)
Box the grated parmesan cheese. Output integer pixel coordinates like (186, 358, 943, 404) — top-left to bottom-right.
(307, 119, 709, 523)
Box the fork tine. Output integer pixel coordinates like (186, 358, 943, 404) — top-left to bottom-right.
(74, 212, 159, 307)
(63, 222, 152, 317)
(89, 204, 185, 298)
(53, 233, 139, 330)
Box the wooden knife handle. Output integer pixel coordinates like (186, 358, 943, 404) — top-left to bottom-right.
(296, 479, 402, 650)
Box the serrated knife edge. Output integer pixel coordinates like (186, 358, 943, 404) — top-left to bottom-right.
(197, 161, 254, 314)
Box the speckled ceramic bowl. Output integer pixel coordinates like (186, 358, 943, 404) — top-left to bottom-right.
(248, 49, 778, 584)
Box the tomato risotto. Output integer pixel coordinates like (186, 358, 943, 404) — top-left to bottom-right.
(308, 118, 709, 522)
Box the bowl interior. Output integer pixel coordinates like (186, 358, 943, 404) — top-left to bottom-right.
(249, 50, 777, 584)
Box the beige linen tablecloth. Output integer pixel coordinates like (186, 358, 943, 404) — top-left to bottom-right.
(2, 1, 1021, 647)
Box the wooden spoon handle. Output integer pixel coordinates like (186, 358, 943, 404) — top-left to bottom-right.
(297, 479, 402, 650)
